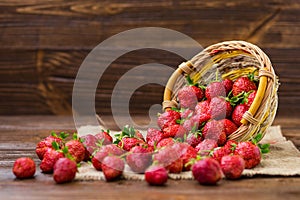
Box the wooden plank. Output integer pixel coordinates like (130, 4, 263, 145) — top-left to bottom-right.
(0, 0, 299, 49)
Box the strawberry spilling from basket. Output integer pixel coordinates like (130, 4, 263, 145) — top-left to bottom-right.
(12, 41, 279, 186)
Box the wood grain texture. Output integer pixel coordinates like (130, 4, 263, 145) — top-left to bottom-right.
(0, 0, 299, 116)
(0, 115, 299, 200)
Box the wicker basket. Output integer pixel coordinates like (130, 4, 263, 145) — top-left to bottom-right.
(162, 41, 279, 142)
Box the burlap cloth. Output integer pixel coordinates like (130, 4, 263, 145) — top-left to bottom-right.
(75, 125, 300, 181)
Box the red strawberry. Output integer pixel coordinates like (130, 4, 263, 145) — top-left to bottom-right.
(244, 90, 257, 107)
(156, 138, 175, 149)
(222, 78, 233, 95)
(234, 141, 261, 169)
(36, 135, 62, 160)
(202, 120, 227, 146)
(183, 113, 210, 132)
(194, 100, 210, 115)
(53, 158, 77, 184)
(177, 86, 199, 109)
(153, 144, 182, 173)
(205, 82, 226, 101)
(232, 104, 249, 126)
(209, 97, 232, 119)
(211, 147, 228, 163)
(91, 144, 124, 171)
(224, 140, 238, 152)
(177, 143, 198, 171)
(40, 148, 64, 173)
(101, 155, 125, 181)
(126, 146, 152, 173)
(145, 165, 168, 186)
(180, 109, 194, 119)
(65, 137, 85, 163)
(211, 140, 238, 163)
(232, 76, 257, 96)
(95, 130, 113, 145)
(157, 110, 180, 129)
(163, 124, 187, 139)
(118, 137, 145, 151)
(219, 119, 238, 136)
(12, 157, 36, 179)
(195, 139, 218, 156)
(192, 157, 222, 185)
(167, 158, 183, 174)
(221, 155, 245, 179)
(80, 134, 98, 162)
(146, 128, 164, 147)
(186, 132, 202, 148)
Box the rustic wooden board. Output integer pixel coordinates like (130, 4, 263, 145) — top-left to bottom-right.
(0, 0, 299, 116)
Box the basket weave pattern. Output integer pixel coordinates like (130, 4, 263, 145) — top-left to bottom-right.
(163, 41, 279, 142)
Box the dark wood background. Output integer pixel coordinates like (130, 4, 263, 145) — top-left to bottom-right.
(0, 0, 299, 119)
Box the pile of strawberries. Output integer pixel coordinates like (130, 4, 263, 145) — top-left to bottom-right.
(12, 72, 270, 186)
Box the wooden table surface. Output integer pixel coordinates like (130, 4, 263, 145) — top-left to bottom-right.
(0, 115, 299, 200)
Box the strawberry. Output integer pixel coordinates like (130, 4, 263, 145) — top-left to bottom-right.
(211, 140, 238, 163)
(234, 141, 261, 169)
(157, 110, 180, 129)
(145, 165, 168, 186)
(162, 124, 187, 139)
(186, 132, 202, 148)
(232, 76, 257, 96)
(177, 86, 199, 109)
(244, 90, 257, 107)
(80, 134, 98, 162)
(118, 137, 145, 152)
(209, 97, 232, 119)
(211, 147, 228, 163)
(167, 158, 183, 174)
(192, 157, 222, 185)
(224, 140, 238, 150)
(115, 126, 146, 151)
(183, 113, 210, 132)
(91, 144, 124, 171)
(36, 134, 63, 160)
(202, 120, 227, 146)
(101, 155, 125, 181)
(195, 139, 218, 156)
(180, 109, 194, 120)
(40, 148, 64, 173)
(153, 144, 183, 173)
(177, 143, 198, 171)
(194, 100, 210, 115)
(146, 128, 164, 147)
(232, 104, 249, 126)
(53, 157, 77, 184)
(205, 82, 226, 101)
(219, 119, 238, 136)
(65, 134, 85, 163)
(222, 78, 233, 95)
(95, 130, 113, 145)
(156, 138, 175, 149)
(12, 157, 36, 179)
(126, 145, 152, 173)
(221, 155, 245, 179)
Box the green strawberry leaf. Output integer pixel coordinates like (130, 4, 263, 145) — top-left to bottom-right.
(73, 133, 78, 140)
(51, 141, 60, 150)
(186, 75, 195, 86)
(51, 131, 58, 138)
(59, 132, 69, 140)
(258, 143, 270, 154)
